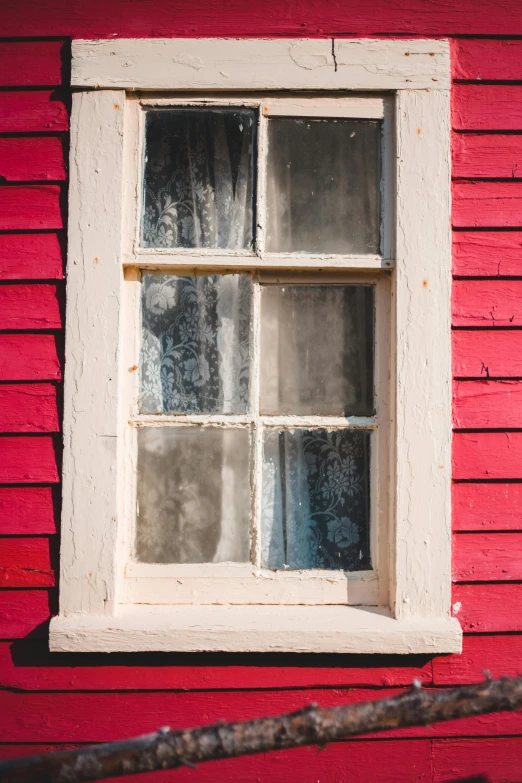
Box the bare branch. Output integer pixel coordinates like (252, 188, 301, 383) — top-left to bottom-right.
(2, 674, 522, 783)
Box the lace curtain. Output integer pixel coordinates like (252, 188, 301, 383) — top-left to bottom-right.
(141, 109, 256, 250)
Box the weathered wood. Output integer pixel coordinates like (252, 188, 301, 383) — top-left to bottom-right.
(453, 482, 522, 531)
(453, 85, 522, 131)
(452, 39, 522, 80)
(0, 234, 64, 281)
(434, 634, 522, 684)
(453, 279, 522, 325)
(452, 582, 522, 632)
(0, 285, 62, 330)
(0, 335, 61, 382)
(0, 590, 52, 639)
(453, 330, 522, 378)
(453, 432, 522, 479)
(2, 676, 522, 783)
(0, 436, 60, 484)
(452, 134, 522, 179)
(0, 138, 66, 182)
(452, 231, 522, 277)
(453, 532, 522, 581)
(0, 384, 59, 433)
(0, 187, 63, 231)
(432, 737, 522, 783)
(453, 182, 522, 228)
(453, 380, 522, 428)
(0, 92, 68, 133)
(0, 538, 54, 588)
(0, 42, 63, 87)
(0, 488, 56, 535)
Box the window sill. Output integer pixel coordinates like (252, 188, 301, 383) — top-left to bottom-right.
(50, 605, 462, 654)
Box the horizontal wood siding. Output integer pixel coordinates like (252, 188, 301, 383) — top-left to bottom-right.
(2, 30, 522, 783)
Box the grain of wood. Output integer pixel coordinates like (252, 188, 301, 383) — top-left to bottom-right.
(452, 231, 522, 277)
(453, 182, 522, 228)
(0, 285, 62, 330)
(453, 279, 522, 325)
(453, 532, 522, 581)
(453, 85, 522, 131)
(0, 187, 63, 231)
(432, 737, 522, 783)
(0, 590, 52, 639)
(453, 482, 522, 531)
(0, 138, 66, 183)
(0, 488, 56, 535)
(434, 634, 522, 684)
(0, 436, 60, 484)
(452, 582, 522, 632)
(0, 335, 61, 381)
(453, 380, 522, 428)
(0, 42, 63, 87)
(454, 432, 522, 479)
(453, 330, 522, 378)
(0, 92, 68, 133)
(0, 538, 54, 588)
(452, 134, 522, 179)
(0, 385, 59, 433)
(0, 234, 64, 281)
(452, 39, 522, 81)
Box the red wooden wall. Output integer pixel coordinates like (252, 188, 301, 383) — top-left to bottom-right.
(2, 5, 522, 780)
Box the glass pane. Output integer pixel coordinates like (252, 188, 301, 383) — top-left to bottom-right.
(140, 274, 251, 414)
(262, 429, 371, 571)
(260, 285, 374, 416)
(136, 426, 251, 563)
(266, 118, 380, 254)
(141, 108, 256, 249)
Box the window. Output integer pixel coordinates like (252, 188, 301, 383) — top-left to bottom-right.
(52, 38, 461, 654)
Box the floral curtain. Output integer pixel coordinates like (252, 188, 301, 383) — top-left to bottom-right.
(261, 429, 371, 571)
(141, 109, 256, 250)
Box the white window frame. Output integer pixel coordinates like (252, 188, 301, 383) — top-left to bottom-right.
(50, 37, 461, 654)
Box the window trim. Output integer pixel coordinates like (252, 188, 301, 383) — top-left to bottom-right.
(50, 37, 461, 653)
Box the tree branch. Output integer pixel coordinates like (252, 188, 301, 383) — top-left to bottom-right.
(2, 674, 522, 783)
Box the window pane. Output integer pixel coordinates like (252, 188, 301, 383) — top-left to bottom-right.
(136, 426, 251, 563)
(140, 274, 251, 414)
(260, 285, 374, 416)
(141, 109, 256, 249)
(266, 118, 380, 254)
(262, 429, 371, 571)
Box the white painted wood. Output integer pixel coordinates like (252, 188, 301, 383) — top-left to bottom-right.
(60, 90, 126, 615)
(262, 97, 384, 118)
(126, 253, 393, 270)
(71, 38, 450, 91)
(50, 607, 462, 654)
(393, 89, 452, 620)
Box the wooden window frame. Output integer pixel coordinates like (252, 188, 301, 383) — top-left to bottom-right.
(50, 37, 461, 654)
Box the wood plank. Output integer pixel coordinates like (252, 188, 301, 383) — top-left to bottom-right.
(0, 639, 433, 691)
(452, 231, 522, 277)
(454, 432, 522, 480)
(0, 284, 62, 330)
(0, 186, 63, 231)
(453, 182, 522, 228)
(0, 42, 63, 87)
(0, 334, 61, 381)
(433, 634, 522, 684)
(0, 537, 54, 588)
(2, 688, 522, 742)
(453, 532, 522, 581)
(0, 138, 66, 182)
(0, 590, 51, 639)
(453, 279, 522, 326)
(433, 737, 522, 783)
(453, 39, 522, 81)
(0, 92, 68, 134)
(0, 283, 63, 331)
(452, 134, 522, 179)
(0, 384, 59, 433)
(0, 741, 433, 783)
(453, 482, 522, 531)
(453, 330, 522, 378)
(452, 582, 522, 631)
(453, 85, 522, 131)
(0, 436, 60, 483)
(0, 488, 56, 535)
(453, 380, 522, 428)
(0, 234, 64, 281)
